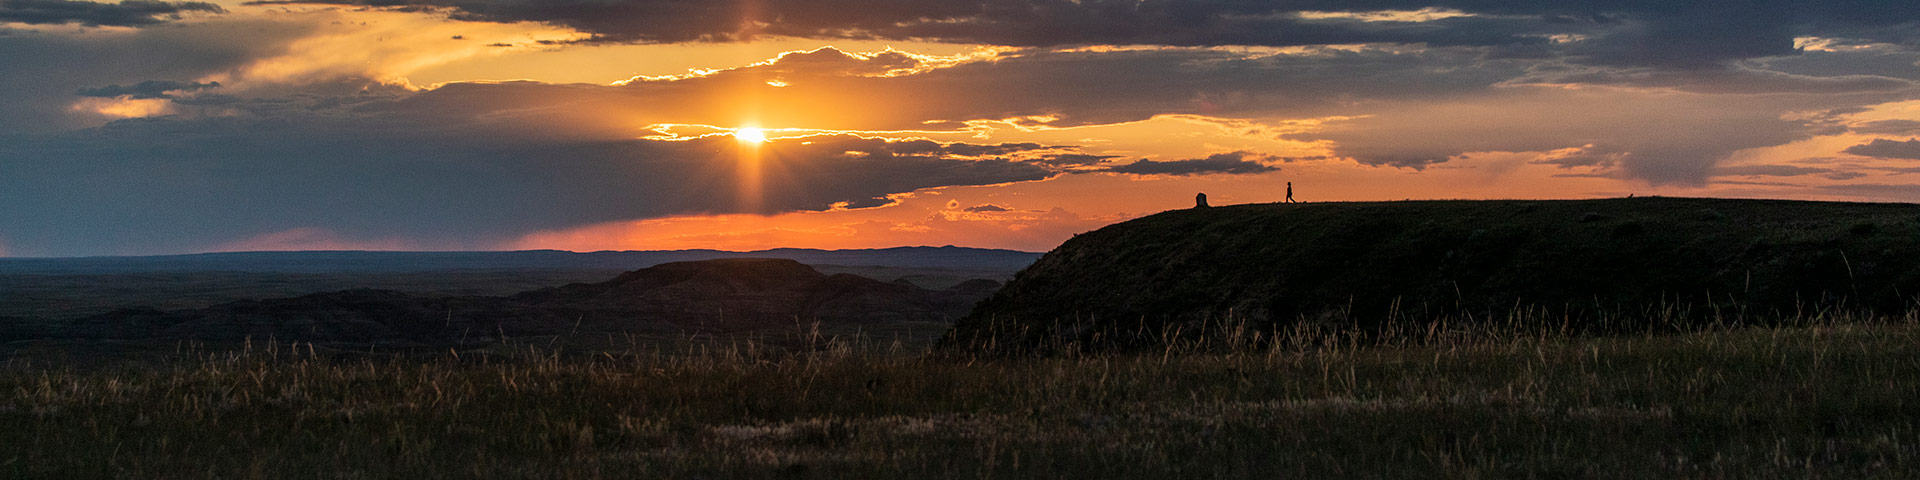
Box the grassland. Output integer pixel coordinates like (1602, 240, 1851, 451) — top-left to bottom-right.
(8, 315, 1920, 478)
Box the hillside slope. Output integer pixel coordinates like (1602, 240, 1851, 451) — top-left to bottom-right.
(50, 259, 997, 344)
(947, 197, 1920, 351)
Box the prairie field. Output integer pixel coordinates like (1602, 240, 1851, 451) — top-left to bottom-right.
(7, 315, 1920, 479)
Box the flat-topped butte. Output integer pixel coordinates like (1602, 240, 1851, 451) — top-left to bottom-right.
(948, 197, 1920, 351)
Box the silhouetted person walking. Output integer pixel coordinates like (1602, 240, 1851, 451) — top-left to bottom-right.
(1285, 182, 1297, 203)
(1195, 192, 1210, 208)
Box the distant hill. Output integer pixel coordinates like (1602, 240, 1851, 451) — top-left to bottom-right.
(34, 259, 997, 345)
(0, 246, 1042, 274)
(947, 197, 1920, 352)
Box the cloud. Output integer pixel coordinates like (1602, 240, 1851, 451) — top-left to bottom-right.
(1294, 88, 1905, 184)
(0, 18, 315, 133)
(75, 80, 220, 99)
(1034, 153, 1120, 167)
(0, 115, 1067, 255)
(1534, 144, 1626, 168)
(0, 0, 223, 27)
(1844, 138, 1920, 159)
(1852, 120, 1920, 135)
(1712, 164, 1835, 177)
(1104, 151, 1279, 176)
(379, 46, 1532, 134)
(1508, 65, 1917, 94)
(963, 204, 1010, 213)
(245, 0, 1920, 69)
(251, 0, 1551, 49)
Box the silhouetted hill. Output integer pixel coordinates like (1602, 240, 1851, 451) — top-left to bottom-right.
(0, 246, 1041, 274)
(948, 197, 1920, 351)
(59, 259, 998, 344)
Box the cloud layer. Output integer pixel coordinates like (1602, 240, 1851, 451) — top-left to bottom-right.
(1, 0, 222, 27)
(0, 1, 1918, 255)
(246, 0, 1915, 70)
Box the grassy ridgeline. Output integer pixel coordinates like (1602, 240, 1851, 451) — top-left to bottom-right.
(6, 320, 1920, 478)
(951, 197, 1920, 351)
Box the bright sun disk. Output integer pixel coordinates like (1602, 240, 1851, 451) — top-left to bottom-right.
(735, 127, 767, 143)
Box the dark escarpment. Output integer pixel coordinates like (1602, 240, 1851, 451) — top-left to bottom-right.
(947, 197, 1920, 352)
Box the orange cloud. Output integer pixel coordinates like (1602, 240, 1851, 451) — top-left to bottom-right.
(68, 97, 174, 119)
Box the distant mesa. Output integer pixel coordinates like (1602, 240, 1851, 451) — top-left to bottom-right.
(54, 259, 998, 345)
(946, 197, 1920, 353)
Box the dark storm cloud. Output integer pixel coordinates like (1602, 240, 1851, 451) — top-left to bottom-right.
(1844, 138, 1920, 159)
(75, 80, 220, 99)
(250, 0, 1918, 68)
(0, 115, 1061, 255)
(0, 0, 224, 27)
(1104, 151, 1278, 176)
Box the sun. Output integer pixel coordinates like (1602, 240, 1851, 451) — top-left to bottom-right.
(734, 127, 767, 143)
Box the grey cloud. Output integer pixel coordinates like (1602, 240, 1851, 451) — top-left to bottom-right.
(883, 139, 1048, 157)
(1036, 153, 1119, 167)
(0, 20, 313, 134)
(1844, 138, 1920, 159)
(1712, 164, 1834, 177)
(1104, 151, 1278, 176)
(0, 0, 223, 27)
(1535, 144, 1625, 168)
(1760, 49, 1920, 82)
(1509, 65, 1917, 94)
(1852, 120, 1920, 136)
(75, 80, 220, 99)
(964, 204, 1010, 212)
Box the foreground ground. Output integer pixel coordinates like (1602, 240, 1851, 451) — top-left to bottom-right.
(6, 320, 1920, 478)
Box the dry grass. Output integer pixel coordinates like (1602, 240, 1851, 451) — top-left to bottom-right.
(7, 315, 1920, 478)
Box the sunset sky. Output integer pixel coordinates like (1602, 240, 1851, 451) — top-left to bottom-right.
(2, 0, 1919, 257)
